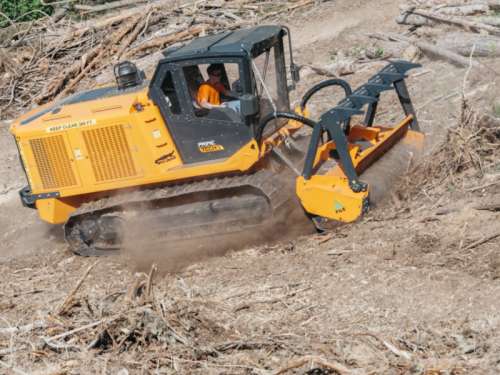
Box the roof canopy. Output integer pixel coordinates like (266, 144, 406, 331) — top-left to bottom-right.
(163, 25, 285, 62)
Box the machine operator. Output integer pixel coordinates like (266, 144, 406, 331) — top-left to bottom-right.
(197, 64, 240, 112)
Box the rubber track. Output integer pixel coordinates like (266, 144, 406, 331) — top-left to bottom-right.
(66, 168, 291, 225)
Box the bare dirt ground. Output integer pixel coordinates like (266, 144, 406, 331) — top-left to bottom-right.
(1, 1, 500, 374)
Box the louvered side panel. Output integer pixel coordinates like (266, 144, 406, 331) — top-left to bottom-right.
(29, 136, 77, 189)
(82, 125, 137, 182)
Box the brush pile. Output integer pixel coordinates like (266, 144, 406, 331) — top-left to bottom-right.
(398, 97, 500, 200)
(440, 99, 500, 178)
(0, 0, 318, 121)
(0, 259, 368, 374)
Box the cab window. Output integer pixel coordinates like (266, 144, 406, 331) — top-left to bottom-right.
(252, 46, 289, 132)
(182, 62, 242, 120)
(161, 71, 181, 115)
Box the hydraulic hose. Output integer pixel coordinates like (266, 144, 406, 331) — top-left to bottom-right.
(300, 79, 353, 110)
(256, 112, 318, 143)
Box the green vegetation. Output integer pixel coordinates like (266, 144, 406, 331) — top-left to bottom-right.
(0, 0, 53, 27)
(493, 102, 500, 118)
(350, 45, 365, 58)
(375, 47, 385, 58)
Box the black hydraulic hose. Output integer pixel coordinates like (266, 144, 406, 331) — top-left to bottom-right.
(256, 112, 318, 143)
(300, 79, 353, 110)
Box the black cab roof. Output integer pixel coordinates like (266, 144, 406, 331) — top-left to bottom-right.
(162, 25, 285, 62)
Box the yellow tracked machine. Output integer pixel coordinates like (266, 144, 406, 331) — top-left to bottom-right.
(10, 25, 424, 256)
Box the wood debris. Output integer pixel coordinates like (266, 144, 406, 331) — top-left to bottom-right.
(0, 0, 319, 120)
(394, 0, 500, 65)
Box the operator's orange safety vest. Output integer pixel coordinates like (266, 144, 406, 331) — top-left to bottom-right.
(197, 82, 225, 105)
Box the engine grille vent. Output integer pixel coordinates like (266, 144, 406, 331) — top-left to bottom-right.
(30, 136, 77, 189)
(83, 124, 137, 182)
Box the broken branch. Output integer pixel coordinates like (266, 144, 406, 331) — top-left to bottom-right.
(55, 260, 98, 315)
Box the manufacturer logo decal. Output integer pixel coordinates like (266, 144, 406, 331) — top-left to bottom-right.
(46, 119, 97, 133)
(198, 140, 224, 153)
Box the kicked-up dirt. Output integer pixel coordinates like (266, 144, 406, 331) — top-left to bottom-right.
(1, 0, 500, 374)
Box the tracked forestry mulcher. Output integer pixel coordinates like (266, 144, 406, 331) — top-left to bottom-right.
(10, 25, 424, 256)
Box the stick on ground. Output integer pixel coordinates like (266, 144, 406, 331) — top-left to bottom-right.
(55, 260, 98, 315)
(464, 232, 500, 251)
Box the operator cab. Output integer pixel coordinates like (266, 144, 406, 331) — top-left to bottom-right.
(149, 25, 299, 164)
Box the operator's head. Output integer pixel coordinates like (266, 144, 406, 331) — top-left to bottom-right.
(207, 64, 223, 81)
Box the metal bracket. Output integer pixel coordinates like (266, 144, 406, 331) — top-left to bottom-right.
(19, 186, 60, 209)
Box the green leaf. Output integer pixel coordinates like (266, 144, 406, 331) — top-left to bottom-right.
(0, 0, 53, 28)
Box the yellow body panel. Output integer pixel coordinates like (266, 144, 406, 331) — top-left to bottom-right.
(10, 88, 262, 224)
(36, 197, 80, 224)
(296, 175, 368, 223)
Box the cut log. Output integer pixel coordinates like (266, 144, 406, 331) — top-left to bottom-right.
(474, 202, 500, 211)
(488, 0, 500, 11)
(396, 13, 434, 26)
(75, 0, 148, 13)
(378, 32, 479, 68)
(38, 15, 143, 103)
(125, 26, 205, 58)
(69, 0, 180, 38)
(414, 26, 446, 38)
(116, 10, 155, 59)
(401, 1, 500, 10)
(437, 4, 489, 16)
(405, 8, 500, 37)
(436, 32, 500, 57)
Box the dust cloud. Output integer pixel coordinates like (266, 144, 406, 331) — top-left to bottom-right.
(120, 194, 315, 274)
(118, 136, 423, 273)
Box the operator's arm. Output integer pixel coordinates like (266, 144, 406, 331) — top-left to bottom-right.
(216, 82, 238, 99)
(199, 100, 224, 109)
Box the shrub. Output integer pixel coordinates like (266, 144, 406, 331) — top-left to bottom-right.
(0, 0, 53, 27)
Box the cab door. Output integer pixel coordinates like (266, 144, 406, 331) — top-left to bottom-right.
(149, 59, 253, 164)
